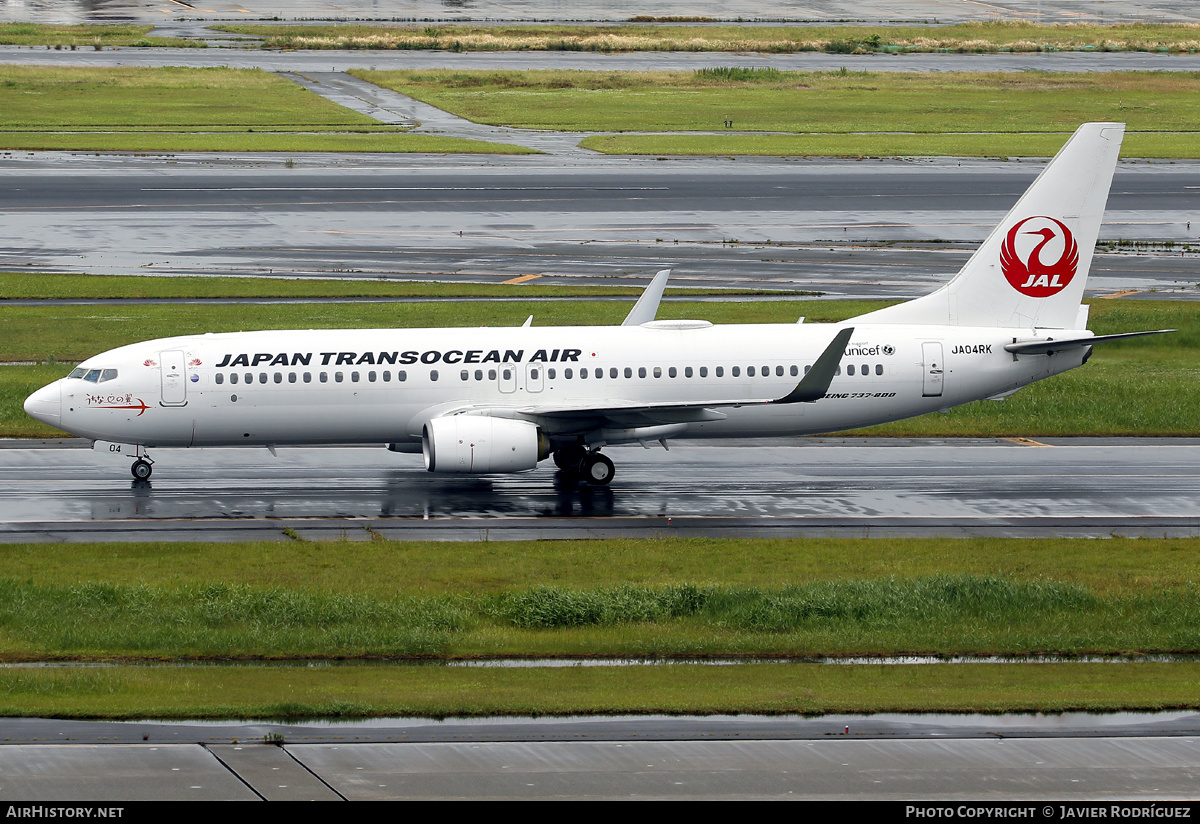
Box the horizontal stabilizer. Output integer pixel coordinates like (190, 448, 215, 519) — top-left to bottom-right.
(1004, 329, 1174, 355)
(773, 327, 854, 404)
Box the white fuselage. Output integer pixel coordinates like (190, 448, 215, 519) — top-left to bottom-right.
(32, 322, 1085, 449)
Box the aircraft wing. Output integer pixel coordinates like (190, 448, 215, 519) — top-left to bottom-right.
(438, 327, 853, 428)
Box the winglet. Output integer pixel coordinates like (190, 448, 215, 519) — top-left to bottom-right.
(622, 269, 671, 327)
(773, 327, 854, 404)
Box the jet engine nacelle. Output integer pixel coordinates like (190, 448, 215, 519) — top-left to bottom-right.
(423, 415, 549, 474)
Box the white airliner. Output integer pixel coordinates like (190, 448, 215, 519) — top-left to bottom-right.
(25, 122, 1170, 484)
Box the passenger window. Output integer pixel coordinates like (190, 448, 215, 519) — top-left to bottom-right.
(594, 368, 602, 378)
(274, 372, 282, 383)
(669, 367, 677, 378)
(368, 371, 376, 382)
(776, 365, 784, 377)
(609, 367, 617, 379)
(304, 372, 312, 383)
(381, 371, 390, 382)
(876, 364, 884, 376)
(475, 370, 483, 381)
(716, 366, 724, 377)
(430, 370, 439, 381)
(351, 372, 359, 382)
(624, 367, 632, 378)
(398, 371, 407, 382)
(790, 365, 798, 377)
(747, 366, 755, 377)
(230, 373, 239, 385)
(548, 368, 556, 380)
(289, 372, 297, 383)
(638, 367, 646, 378)
(215, 373, 224, 385)
(699, 366, 707, 378)
(531, 368, 540, 380)
(861, 364, 868, 375)
(565, 368, 573, 379)
(488, 369, 496, 380)
(335, 372, 343, 383)
(259, 373, 268, 383)
(244, 373, 252, 384)
(319, 372, 327, 383)
(848, 365, 855, 376)
(732, 366, 741, 377)
(461, 370, 469, 381)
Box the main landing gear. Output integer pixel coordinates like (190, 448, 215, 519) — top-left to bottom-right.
(131, 457, 153, 481)
(553, 444, 615, 486)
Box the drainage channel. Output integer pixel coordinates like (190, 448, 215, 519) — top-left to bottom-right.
(4, 654, 1199, 668)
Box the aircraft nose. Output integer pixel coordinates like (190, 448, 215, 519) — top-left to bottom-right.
(24, 381, 61, 428)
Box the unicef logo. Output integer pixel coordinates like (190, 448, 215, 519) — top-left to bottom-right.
(882, 345, 895, 356)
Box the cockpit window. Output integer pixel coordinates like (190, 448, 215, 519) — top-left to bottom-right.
(70, 367, 118, 382)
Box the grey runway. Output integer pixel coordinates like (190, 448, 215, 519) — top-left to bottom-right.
(0, 713, 1198, 800)
(2, 157, 1197, 297)
(2, 439, 1197, 541)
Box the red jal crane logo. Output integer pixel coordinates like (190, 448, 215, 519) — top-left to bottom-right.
(1000, 216, 1078, 297)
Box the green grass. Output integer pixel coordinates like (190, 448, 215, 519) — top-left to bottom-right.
(4, 297, 1196, 438)
(215, 21, 1200, 55)
(3, 662, 1199, 719)
(0, 66, 526, 154)
(581, 132, 1200, 158)
(0, 132, 533, 154)
(0, 537, 1198, 717)
(0, 537, 1197, 660)
(357, 68, 1200, 157)
(0, 23, 195, 48)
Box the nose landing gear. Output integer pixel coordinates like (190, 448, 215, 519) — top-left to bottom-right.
(131, 456, 154, 481)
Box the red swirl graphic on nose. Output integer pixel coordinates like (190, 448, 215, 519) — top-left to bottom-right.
(1000, 216, 1078, 297)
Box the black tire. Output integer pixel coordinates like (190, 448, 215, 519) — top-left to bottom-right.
(131, 459, 152, 481)
(553, 444, 587, 471)
(581, 452, 615, 486)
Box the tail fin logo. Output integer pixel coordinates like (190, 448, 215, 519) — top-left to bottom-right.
(1000, 216, 1079, 297)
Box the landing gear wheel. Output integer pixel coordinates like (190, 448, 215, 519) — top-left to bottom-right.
(131, 459, 153, 481)
(581, 452, 615, 486)
(554, 444, 587, 471)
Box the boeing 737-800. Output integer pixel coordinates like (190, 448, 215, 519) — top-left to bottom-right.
(24, 123, 1170, 485)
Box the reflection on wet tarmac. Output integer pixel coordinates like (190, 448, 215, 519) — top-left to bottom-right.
(1, 440, 1197, 539)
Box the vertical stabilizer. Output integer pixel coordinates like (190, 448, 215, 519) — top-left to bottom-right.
(852, 122, 1124, 330)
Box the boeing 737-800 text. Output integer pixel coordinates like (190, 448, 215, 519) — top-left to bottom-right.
(24, 123, 1169, 485)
